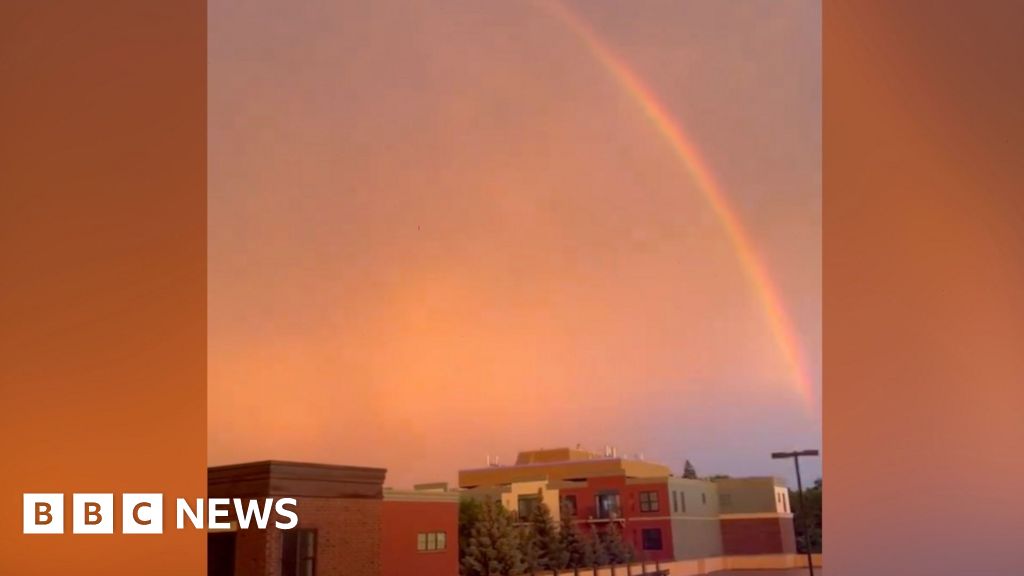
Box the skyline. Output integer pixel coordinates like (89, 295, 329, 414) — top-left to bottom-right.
(208, 0, 822, 487)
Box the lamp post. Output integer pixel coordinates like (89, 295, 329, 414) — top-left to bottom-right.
(771, 449, 819, 576)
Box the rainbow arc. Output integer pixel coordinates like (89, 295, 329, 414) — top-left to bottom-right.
(544, 1, 816, 411)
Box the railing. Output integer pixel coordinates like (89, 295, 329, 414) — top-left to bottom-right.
(533, 558, 668, 576)
(577, 504, 623, 520)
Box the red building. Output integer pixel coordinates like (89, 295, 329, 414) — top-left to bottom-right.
(381, 489, 460, 576)
(460, 447, 796, 563)
(208, 461, 458, 576)
(556, 475, 677, 563)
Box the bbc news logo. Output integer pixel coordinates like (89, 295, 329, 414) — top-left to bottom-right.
(23, 493, 298, 534)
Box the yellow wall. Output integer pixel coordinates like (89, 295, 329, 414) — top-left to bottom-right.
(499, 481, 562, 522)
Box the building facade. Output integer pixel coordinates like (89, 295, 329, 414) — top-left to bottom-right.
(459, 447, 796, 563)
(208, 461, 458, 576)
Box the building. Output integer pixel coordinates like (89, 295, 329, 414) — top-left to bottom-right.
(459, 447, 796, 563)
(208, 461, 458, 576)
(381, 486, 459, 576)
(715, 476, 797, 555)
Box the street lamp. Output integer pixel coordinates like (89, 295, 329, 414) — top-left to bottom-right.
(771, 450, 820, 576)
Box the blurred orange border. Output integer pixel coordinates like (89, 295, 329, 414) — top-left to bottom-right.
(0, 1, 206, 574)
(824, 1, 1024, 573)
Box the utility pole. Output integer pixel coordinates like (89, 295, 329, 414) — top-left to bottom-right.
(771, 449, 820, 576)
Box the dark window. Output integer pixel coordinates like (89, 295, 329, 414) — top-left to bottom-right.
(701, 492, 707, 505)
(638, 491, 659, 512)
(680, 491, 687, 513)
(641, 528, 663, 550)
(595, 492, 621, 519)
(518, 495, 541, 520)
(208, 532, 236, 576)
(560, 495, 577, 517)
(672, 491, 678, 513)
(417, 531, 447, 552)
(282, 529, 316, 576)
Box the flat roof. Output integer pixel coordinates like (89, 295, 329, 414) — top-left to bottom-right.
(208, 460, 387, 500)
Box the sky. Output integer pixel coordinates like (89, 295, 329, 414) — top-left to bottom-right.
(208, 0, 822, 488)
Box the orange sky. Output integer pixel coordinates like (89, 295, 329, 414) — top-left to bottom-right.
(208, 0, 821, 487)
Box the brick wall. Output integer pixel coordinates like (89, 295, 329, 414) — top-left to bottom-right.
(381, 500, 458, 576)
(232, 497, 382, 576)
(232, 528, 269, 576)
(720, 516, 796, 555)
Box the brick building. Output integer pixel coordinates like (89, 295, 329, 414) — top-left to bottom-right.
(459, 447, 796, 562)
(208, 461, 458, 576)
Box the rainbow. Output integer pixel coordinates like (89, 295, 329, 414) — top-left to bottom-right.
(543, 1, 816, 411)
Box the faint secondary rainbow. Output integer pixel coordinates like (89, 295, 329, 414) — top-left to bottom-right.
(544, 1, 816, 411)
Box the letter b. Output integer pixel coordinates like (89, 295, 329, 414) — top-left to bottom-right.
(73, 493, 113, 534)
(23, 494, 64, 534)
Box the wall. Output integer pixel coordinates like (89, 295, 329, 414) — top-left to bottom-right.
(669, 517, 722, 560)
(714, 477, 779, 514)
(719, 516, 796, 555)
(501, 480, 562, 522)
(239, 497, 382, 576)
(381, 499, 458, 576)
(560, 476, 675, 562)
(665, 478, 719, 518)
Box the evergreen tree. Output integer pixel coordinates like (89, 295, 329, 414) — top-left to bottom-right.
(525, 501, 568, 571)
(602, 522, 634, 564)
(683, 459, 698, 479)
(459, 498, 485, 566)
(560, 515, 594, 569)
(461, 499, 527, 576)
(591, 529, 610, 567)
(520, 524, 541, 575)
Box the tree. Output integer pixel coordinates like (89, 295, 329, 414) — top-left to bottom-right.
(790, 478, 822, 554)
(683, 460, 698, 479)
(601, 522, 634, 564)
(460, 498, 485, 566)
(461, 499, 527, 576)
(560, 516, 594, 569)
(525, 501, 568, 571)
(520, 524, 541, 575)
(591, 530, 610, 568)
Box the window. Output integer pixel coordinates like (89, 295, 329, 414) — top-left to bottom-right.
(641, 528, 663, 551)
(417, 531, 447, 552)
(595, 492, 621, 519)
(701, 492, 706, 505)
(560, 495, 577, 517)
(518, 495, 541, 520)
(680, 491, 686, 513)
(672, 491, 678, 513)
(282, 529, 316, 576)
(638, 491, 659, 512)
